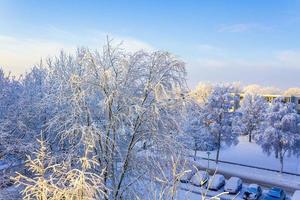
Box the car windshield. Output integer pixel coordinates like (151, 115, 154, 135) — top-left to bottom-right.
(247, 187, 257, 193)
(268, 190, 280, 198)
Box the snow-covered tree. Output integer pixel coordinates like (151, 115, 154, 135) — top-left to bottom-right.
(233, 94, 268, 142)
(190, 82, 213, 105)
(86, 42, 187, 199)
(243, 84, 282, 95)
(183, 100, 216, 160)
(30, 39, 188, 199)
(201, 84, 239, 163)
(256, 98, 300, 173)
(283, 87, 300, 96)
(191, 82, 241, 105)
(0, 66, 48, 162)
(0, 69, 29, 160)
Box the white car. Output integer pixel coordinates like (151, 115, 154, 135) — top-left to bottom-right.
(224, 177, 243, 194)
(207, 174, 225, 191)
(292, 190, 300, 200)
(190, 171, 209, 186)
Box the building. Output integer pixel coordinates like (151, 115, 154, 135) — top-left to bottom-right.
(237, 93, 300, 113)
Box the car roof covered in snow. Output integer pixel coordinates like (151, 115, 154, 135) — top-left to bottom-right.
(196, 171, 208, 176)
(190, 170, 209, 185)
(225, 177, 241, 189)
(209, 174, 224, 187)
(212, 174, 224, 181)
(248, 184, 259, 189)
(292, 190, 300, 200)
(228, 177, 241, 182)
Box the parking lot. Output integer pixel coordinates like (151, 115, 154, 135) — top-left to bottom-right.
(179, 169, 293, 200)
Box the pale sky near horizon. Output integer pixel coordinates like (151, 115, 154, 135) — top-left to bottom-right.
(1, 0, 300, 89)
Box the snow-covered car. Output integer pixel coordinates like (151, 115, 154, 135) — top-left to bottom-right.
(263, 187, 286, 200)
(224, 177, 242, 194)
(292, 190, 300, 200)
(207, 174, 225, 191)
(190, 171, 209, 186)
(180, 169, 195, 183)
(243, 184, 262, 200)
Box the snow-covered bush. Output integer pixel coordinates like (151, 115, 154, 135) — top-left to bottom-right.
(13, 138, 107, 200)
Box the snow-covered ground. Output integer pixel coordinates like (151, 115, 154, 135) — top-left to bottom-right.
(197, 135, 300, 174)
(0, 186, 21, 200)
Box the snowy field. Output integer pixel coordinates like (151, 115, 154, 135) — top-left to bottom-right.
(197, 135, 300, 174)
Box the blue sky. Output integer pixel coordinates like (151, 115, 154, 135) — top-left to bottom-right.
(1, 0, 300, 88)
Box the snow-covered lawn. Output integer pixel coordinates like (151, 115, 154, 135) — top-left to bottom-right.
(197, 135, 300, 174)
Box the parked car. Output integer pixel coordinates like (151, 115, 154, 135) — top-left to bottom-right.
(263, 187, 286, 200)
(292, 190, 300, 200)
(190, 171, 209, 186)
(243, 184, 262, 200)
(207, 174, 225, 191)
(224, 177, 243, 194)
(180, 169, 195, 183)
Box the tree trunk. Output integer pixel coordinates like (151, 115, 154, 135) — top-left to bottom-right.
(216, 147, 220, 164)
(279, 152, 284, 174)
(216, 133, 221, 164)
(103, 168, 109, 200)
(194, 149, 197, 161)
(248, 132, 252, 143)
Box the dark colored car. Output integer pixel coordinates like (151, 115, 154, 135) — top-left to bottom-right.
(263, 187, 286, 200)
(243, 184, 262, 200)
